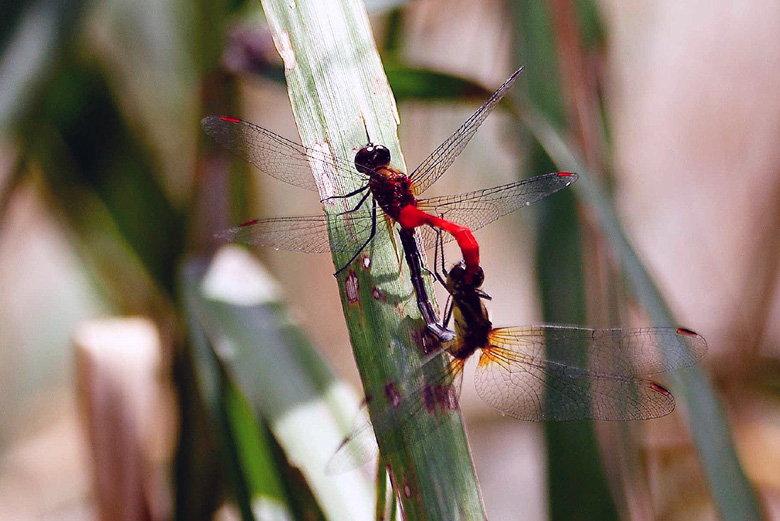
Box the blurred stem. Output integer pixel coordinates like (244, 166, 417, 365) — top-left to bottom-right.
(0, 0, 86, 135)
(0, 153, 22, 228)
(30, 125, 176, 324)
(28, 56, 185, 298)
(175, 301, 229, 521)
(513, 2, 619, 520)
(545, 1, 629, 518)
(514, 102, 764, 521)
(259, 0, 485, 518)
(375, 460, 388, 520)
(190, 69, 240, 254)
(217, 376, 256, 521)
(183, 251, 349, 520)
(545, 0, 614, 328)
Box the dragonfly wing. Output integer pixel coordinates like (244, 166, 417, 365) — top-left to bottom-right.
(409, 68, 524, 195)
(327, 353, 465, 474)
(415, 173, 577, 250)
(369, 356, 465, 456)
(473, 326, 706, 421)
(475, 344, 676, 421)
(217, 210, 391, 254)
(489, 326, 707, 376)
(217, 215, 332, 252)
(325, 407, 379, 475)
(202, 116, 363, 191)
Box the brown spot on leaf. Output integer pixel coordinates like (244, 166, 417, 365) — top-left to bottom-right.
(344, 270, 359, 304)
(423, 383, 459, 414)
(409, 326, 422, 347)
(384, 382, 401, 408)
(371, 286, 386, 302)
(437, 383, 459, 411)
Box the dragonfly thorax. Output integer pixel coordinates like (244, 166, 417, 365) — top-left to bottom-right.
(446, 262, 492, 359)
(354, 143, 417, 218)
(368, 168, 417, 219)
(450, 299, 491, 360)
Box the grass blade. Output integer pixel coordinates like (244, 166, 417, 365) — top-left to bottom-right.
(257, 0, 487, 518)
(512, 2, 620, 518)
(185, 247, 375, 521)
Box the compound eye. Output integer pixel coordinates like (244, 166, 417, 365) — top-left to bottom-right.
(471, 267, 485, 288)
(374, 146, 391, 166)
(354, 146, 374, 173)
(445, 262, 468, 289)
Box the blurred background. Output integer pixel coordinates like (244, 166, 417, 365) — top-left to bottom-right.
(1, 0, 779, 519)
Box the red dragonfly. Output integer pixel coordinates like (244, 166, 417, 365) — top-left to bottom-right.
(202, 68, 576, 283)
(326, 261, 707, 472)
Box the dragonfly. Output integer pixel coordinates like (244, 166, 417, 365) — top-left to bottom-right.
(202, 67, 576, 339)
(201, 68, 577, 273)
(326, 261, 707, 472)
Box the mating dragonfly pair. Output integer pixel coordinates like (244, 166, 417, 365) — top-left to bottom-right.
(202, 67, 706, 466)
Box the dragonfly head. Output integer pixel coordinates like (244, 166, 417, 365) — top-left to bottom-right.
(446, 261, 485, 295)
(354, 144, 391, 174)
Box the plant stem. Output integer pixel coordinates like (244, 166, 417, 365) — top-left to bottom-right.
(259, 0, 487, 519)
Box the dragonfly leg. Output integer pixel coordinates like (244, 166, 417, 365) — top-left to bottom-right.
(335, 188, 372, 216)
(321, 183, 369, 203)
(442, 295, 454, 329)
(432, 225, 448, 287)
(333, 197, 377, 276)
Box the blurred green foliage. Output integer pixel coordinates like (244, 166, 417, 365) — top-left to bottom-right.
(0, 0, 759, 519)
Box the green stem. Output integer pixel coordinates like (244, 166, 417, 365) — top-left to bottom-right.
(259, 0, 486, 518)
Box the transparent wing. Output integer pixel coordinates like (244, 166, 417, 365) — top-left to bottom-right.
(490, 326, 707, 376)
(474, 326, 707, 421)
(216, 215, 332, 252)
(326, 354, 465, 474)
(324, 407, 378, 475)
(409, 68, 524, 195)
(201, 116, 365, 191)
(216, 210, 393, 254)
(414, 172, 577, 250)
